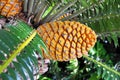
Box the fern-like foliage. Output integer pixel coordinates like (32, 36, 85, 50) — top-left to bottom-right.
(62, 42, 120, 80)
(83, 42, 120, 80)
(0, 0, 120, 79)
(62, 0, 120, 46)
(0, 20, 47, 80)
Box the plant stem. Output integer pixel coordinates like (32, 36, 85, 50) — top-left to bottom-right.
(83, 55, 120, 76)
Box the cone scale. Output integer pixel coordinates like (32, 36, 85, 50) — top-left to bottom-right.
(0, 0, 22, 17)
(37, 21, 97, 61)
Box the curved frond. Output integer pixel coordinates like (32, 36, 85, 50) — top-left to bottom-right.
(62, 0, 120, 46)
(83, 42, 120, 79)
(0, 0, 120, 79)
(0, 20, 47, 80)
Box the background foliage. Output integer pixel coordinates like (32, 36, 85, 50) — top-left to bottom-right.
(0, 0, 120, 80)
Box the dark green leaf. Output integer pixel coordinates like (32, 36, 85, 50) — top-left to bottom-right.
(0, 73, 14, 80)
(17, 56, 34, 80)
(8, 67, 21, 80)
(13, 62, 27, 80)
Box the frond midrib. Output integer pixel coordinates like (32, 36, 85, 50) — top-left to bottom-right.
(0, 30, 37, 73)
(81, 13, 120, 23)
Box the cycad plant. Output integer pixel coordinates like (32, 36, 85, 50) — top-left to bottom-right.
(0, 0, 120, 80)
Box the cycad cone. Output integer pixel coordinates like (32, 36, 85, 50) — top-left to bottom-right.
(0, 0, 22, 17)
(37, 21, 97, 61)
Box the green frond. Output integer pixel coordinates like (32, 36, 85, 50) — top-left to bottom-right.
(83, 42, 120, 80)
(62, 0, 120, 46)
(40, 0, 77, 24)
(0, 0, 120, 79)
(64, 42, 120, 80)
(47, 0, 77, 21)
(0, 30, 36, 73)
(61, 0, 103, 21)
(34, 3, 48, 23)
(83, 55, 120, 79)
(22, 0, 77, 26)
(79, 0, 120, 34)
(41, 3, 61, 23)
(0, 20, 47, 79)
